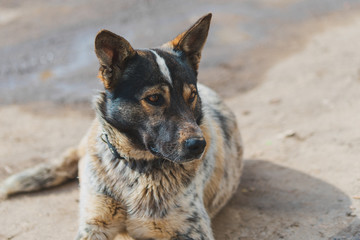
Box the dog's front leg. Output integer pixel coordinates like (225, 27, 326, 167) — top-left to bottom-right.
(76, 190, 127, 240)
(172, 208, 214, 240)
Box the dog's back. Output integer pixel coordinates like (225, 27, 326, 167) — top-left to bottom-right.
(198, 84, 243, 217)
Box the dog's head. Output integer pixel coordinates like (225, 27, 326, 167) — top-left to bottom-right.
(95, 14, 212, 163)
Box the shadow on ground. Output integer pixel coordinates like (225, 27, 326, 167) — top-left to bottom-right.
(213, 160, 359, 240)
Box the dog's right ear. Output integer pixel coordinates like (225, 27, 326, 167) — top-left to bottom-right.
(163, 13, 212, 73)
(95, 30, 136, 90)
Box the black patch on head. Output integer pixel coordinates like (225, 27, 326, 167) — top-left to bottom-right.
(153, 49, 198, 85)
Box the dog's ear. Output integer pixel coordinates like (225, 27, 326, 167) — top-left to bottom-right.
(95, 30, 136, 89)
(164, 13, 212, 73)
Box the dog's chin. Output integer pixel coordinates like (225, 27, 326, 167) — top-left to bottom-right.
(173, 157, 199, 163)
(149, 146, 202, 163)
(180, 151, 205, 163)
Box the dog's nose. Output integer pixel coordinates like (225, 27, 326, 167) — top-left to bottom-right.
(185, 138, 206, 156)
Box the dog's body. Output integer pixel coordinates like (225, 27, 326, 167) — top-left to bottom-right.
(0, 14, 243, 240)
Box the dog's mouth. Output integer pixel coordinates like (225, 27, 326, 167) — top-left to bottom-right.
(149, 146, 178, 163)
(149, 144, 168, 160)
(148, 144, 200, 163)
(149, 145, 160, 155)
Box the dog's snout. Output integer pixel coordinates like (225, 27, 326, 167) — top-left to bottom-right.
(185, 138, 206, 156)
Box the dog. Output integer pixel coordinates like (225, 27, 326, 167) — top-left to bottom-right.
(0, 13, 243, 240)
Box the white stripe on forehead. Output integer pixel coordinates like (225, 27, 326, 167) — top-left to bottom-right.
(149, 50, 172, 85)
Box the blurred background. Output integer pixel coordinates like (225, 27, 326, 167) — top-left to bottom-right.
(1, 0, 360, 239)
(1, 0, 359, 105)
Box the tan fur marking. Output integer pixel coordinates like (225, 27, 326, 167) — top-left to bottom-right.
(183, 83, 197, 110)
(168, 32, 186, 49)
(140, 100, 153, 114)
(97, 71, 112, 90)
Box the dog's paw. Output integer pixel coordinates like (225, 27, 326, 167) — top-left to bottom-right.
(76, 229, 109, 240)
(76, 233, 108, 240)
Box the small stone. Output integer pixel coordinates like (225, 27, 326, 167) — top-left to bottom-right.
(346, 211, 356, 217)
(290, 222, 300, 227)
(242, 110, 251, 116)
(269, 98, 282, 104)
(241, 188, 249, 193)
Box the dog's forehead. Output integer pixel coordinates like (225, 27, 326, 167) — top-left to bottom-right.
(135, 49, 197, 87)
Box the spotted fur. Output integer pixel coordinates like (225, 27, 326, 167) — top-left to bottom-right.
(0, 13, 243, 240)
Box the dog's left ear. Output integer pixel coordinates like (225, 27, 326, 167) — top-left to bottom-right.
(95, 30, 136, 90)
(164, 13, 212, 73)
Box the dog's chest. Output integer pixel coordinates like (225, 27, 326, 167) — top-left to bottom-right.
(89, 156, 201, 218)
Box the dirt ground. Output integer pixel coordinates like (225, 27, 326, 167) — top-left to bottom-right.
(1, 0, 360, 239)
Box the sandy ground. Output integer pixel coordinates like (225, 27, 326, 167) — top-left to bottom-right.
(1, 1, 360, 239)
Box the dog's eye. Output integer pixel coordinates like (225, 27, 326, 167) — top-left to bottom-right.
(145, 94, 164, 106)
(189, 90, 197, 103)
